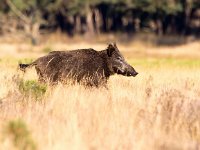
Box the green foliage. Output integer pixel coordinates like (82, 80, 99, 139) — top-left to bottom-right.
(11, 0, 36, 11)
(139, 0, 183, 15)
(2, 0, 200, 35)
(129, 58, 200, 68)
(42, 46, 52, 53)
(6, 119, 37, 150)
(19, 80, 46, 101)
(19, 58, 34, 65)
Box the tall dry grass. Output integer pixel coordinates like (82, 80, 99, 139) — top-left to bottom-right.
(0, 66, 200, 150)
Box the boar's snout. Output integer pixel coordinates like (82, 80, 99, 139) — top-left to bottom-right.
(127, 70, 138, 77)
(124, 65, 138, 77)
(113, 64, 138, 77)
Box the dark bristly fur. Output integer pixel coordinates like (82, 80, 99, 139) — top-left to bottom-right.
(19, 43, 138, 87)
(19, 64, 29, 71)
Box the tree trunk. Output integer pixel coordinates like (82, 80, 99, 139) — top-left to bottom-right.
(24, 22, 40, 45)
(93, 8, 101, 34)
(74, 15, 81, 34)
(134, 18, 140, 32)
(31, 22, 40, 45)
(156, 19, 163, 36)
(86, 9, 95, 36)
(184, 0, 192, 34)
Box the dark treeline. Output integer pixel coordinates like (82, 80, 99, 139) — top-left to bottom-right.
(0, 0, 200, 43)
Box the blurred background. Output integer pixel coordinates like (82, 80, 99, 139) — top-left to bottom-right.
(1, 2, 200, 150)
(0, 0, 200, 59)
(1, 0, 200, 42)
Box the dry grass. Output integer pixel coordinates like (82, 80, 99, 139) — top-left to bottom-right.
(1, 38, 200, 149)
(0, 65, 200, 150)
(0, 35, 200, 59)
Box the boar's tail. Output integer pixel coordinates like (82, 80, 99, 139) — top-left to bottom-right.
(19, 62, 36, 72)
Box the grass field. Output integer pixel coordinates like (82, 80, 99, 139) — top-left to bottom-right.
(0, 40, 200, 150)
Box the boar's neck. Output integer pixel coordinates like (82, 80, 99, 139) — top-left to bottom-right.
(99, 50, 114, 77)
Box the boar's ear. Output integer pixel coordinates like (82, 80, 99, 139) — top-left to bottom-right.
(107, 43, 115, 57)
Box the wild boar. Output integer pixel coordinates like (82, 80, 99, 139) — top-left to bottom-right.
(19, 43, 138, 87)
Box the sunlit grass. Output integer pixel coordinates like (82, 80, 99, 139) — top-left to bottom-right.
(129, 58, 200, 68)
(1, 41, 200, 149)
(0, 59, 200, 149)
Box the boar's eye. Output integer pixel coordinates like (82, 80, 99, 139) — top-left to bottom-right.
(117, 57, 121, 60)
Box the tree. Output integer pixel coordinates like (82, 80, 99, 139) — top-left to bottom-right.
(0, 0, 198, 38)
(5, 0, 55, 44)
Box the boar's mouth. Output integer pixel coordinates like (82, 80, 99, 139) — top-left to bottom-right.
(113, 67, 138, 77)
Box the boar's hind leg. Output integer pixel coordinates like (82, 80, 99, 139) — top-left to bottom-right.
(35, 67, 45, 83)
(50, 72, 59, 84)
